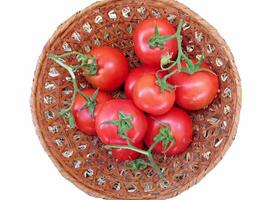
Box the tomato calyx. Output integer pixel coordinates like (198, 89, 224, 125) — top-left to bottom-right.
(178, 52, 216, 75)
(79, 89, 99, 118)
(48, 53, 97, 128)
(155, 70, 177, 92)
(125, 159, 150, 171)
(160, 52, 175, 70)
(180, 52, 205, 74)
(148, 24, 176, 49)
(103, 112, 134, 141)
(149, 117, 175, 154)
(154, 125, 175, 154)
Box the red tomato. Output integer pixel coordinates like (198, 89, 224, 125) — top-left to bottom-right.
(124, 66, 157, 99)
(168, 60, 219, 110)
(83, 46, 129, 91)
(72, 89, 112, 135)
(95, 99, 147, 145)
(132, 73, 175, 115)
(144, 107, 193, 156)
(112, 142, 143, 161)
(133, 18, 178, 67)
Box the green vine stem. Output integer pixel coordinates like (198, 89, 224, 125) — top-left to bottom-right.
(105, 113, 174, 179)
(154, 19, 215, 92)
(48, 53, 98, 128)
(52, 51, 98, 75)
(155, 20, 184, 92)
(106, 139, 164, 178)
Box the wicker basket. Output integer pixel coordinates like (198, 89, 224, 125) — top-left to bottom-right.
(31, 0, 241, 199)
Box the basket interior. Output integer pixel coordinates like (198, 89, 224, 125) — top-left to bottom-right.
(33, 0, 239, 199)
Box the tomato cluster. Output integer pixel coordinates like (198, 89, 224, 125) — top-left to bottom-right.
(49, 18, 219, 177)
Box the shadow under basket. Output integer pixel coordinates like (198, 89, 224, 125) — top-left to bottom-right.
(31, 0, 241, 199)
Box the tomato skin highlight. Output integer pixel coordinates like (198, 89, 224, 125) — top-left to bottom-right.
(133, 18, 178, 68)
(124, 66, 157, 99)
(144, 107, 193, 156)
(168, 60, 219, 110)
(112, 142, 143, 161)
(71, 89, 112, 135)
(95, 99, 148, 145)
(132, 74, 175, 115)
(83, 46, 129, 91)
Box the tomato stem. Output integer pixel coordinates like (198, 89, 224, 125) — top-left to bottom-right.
(176, 20, 184, 72)
(105, 117, 174, 179)
(147, 151, 163, 178)
(53, 51, 98, 76)
(158, 20, 216, 76)
(105, 143, 164, 178)
(155, 19, 215, 91)
(155, 20, 184, 92)
(56, 51, 88, 59)
(105, 144, 149, 156)
(48, 53, 97, 128)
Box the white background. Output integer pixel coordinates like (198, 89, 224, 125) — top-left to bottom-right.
(0, 0, 266, 199)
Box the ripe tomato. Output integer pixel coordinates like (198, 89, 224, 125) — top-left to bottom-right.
(124, 66, 157, 99)
(95, 99, 147, 145)
(71, 89, 112, 135)
(83, 46, 129, 91)
(112, 142, 143, 161)
(168, 60, 219, 110)
(132, 73, 175, 115)
(133, 18, 178, 68)
(144, 107, 193, 156)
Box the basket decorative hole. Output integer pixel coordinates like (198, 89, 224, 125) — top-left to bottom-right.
(31, 0, 241, 199)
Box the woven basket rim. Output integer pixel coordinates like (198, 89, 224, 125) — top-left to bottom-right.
(30, 0, 242, 199)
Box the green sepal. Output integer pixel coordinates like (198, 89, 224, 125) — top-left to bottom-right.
(80, 89, 99, 118)
(59, 108, 67, 116)
(154, 124, 175, 154)
(155, 77, 176, 93)
(81, 57, 97, 76)
(125, 159, 149, 171)
(160, 52, 174, 69)
(114, 112, 133, 139)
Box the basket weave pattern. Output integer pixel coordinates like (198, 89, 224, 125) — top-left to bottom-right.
(31, 0, 241, 199)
